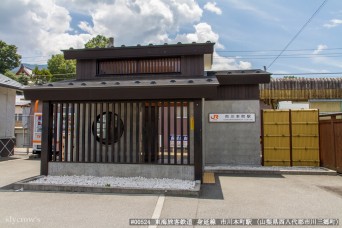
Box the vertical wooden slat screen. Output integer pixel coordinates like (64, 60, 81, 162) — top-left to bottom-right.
(135, 102, 140, 163)
(82, 103, 86, 162)
(64, 103, 69, 162)
(154, 102, 158, 163)
(117, 102, 121, 162)
(123, 102, 127, 163)
(111, 103, 115, 163)
(53, 103, 58, 161)
(58, 103, 63, 162)
(41, 102, 53, 175)
(167, 101, 171, 164)
(93, 103, 97, 162)
(180, 102, 184, 164)
(99, 103, 103, 162)
(87, 103, 92, 162)
(130, 102, 134, 163)
(141, 101, 145, 163)
(161, 101, 165, 164)
(70, 103, 74, 162)
(105, 102, 109, 163)
(49, 100, 194, 166)
(76, 103, 80, 162)
(174, 101, 177, 164)
(147, 101, 152, 163)
(98, 58, 181, 75)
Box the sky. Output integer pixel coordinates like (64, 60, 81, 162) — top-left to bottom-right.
(0, 0, 341, 77)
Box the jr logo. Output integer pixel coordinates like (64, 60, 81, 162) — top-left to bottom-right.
(210, 114, 219, 120)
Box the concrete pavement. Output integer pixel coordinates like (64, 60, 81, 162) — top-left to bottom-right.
(1, 156, 342, 227)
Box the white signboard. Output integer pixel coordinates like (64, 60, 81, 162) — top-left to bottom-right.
(169, 135, 188, 147)
(209, 113, 255, 123)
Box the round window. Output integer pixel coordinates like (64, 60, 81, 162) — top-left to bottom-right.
(92, 112, 124, 144)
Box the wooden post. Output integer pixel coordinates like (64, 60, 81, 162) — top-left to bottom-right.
(261, 110, 264, 166)
(194, 100, 202, 181)
(41, 101, 53, 175)
(289, 110, 293, 167)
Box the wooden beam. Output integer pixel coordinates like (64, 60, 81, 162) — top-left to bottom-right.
(41, 102, 53, 175)
(194, 100, 203, 181)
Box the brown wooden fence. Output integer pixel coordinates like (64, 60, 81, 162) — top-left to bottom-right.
(260, 78, 342, 102)
(319, 113, 342, 173)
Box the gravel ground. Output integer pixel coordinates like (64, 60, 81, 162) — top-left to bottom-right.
(29, 175, 196, 190)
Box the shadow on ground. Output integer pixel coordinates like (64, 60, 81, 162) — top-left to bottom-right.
(0, 184, 14, 191)
(318, 186, 342, 198)
(200, 173, 284, 200)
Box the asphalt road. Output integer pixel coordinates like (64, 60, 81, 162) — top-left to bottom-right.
(0, 155, 341, 228)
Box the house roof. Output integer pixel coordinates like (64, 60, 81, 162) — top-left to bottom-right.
(23, 69, 271, 101)
(0, 74, 23, 90)
(15, 64, 33, 76)
(63, 42, 215, 60)
(23, 77, 219, 101)
(208, 70, 271, 85)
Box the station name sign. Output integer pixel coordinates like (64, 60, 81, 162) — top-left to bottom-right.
(209, 113, 255, 123)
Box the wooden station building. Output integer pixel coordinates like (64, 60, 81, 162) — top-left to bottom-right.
(24, 42, 270, 181)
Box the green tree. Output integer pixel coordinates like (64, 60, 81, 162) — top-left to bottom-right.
(17, 74, 29, 85)
(0, 40, 21, 74)
(47, 54, 76, 81)
(283, 75, 297, 79)
(85, 35, 110, 48)
(3, 69, 18, 81)
(32, 66, 52, 84)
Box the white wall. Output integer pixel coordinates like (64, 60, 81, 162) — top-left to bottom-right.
(0, 87, 16, 138)
(278, 101, 309, 109)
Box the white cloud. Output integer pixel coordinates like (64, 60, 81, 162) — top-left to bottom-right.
(323, 19, 342, 28)
(204, 2, 222, 15)
(312, 44, 328, 55)
(0, 0, 251, 70)
(82, 0, 203, 45)
(78, 21, 93, 34)
(172, 23, 252, 70)
(0, 0, 91, 64)
(211, 52, 252, 71)
(174, 23, 222, 47)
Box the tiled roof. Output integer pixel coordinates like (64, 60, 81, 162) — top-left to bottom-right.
(0, 74, 23, 90)
(29, 77, 219, 89)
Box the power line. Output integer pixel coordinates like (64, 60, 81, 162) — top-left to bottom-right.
(267, 0, 329, 69)
(215, 52, 342, 58)
(213, 55, 342, 60)
(216, 47, 342, 53)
